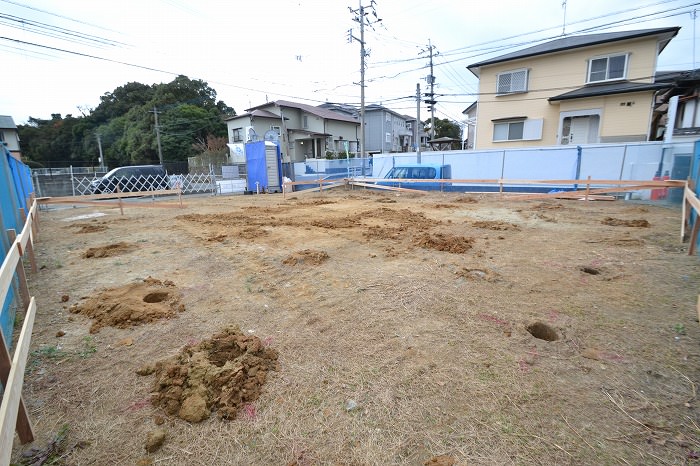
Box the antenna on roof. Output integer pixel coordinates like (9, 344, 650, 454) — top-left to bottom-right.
(562, 0, 568, 36)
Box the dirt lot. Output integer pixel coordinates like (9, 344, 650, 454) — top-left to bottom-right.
(11, 188, 700, 465)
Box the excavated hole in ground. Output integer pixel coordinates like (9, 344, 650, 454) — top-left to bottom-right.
(527, 322, 559, 341)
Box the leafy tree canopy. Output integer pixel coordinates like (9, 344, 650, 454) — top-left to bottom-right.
(17, 75, 236, 169)
(423, 117, 462, 140)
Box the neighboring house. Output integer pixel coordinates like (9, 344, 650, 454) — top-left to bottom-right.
(403, 115, 430, 151)
(363, 104, 415, 153)
(0, 116, 21, 160)
(467, 27, 679, 149)
(652, 69, 700, 143)
(225, 100, 359, 162)
(320, 103, 427, 153)
(462, 102, 477, 149)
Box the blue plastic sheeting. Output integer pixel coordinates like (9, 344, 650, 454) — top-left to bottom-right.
(0, 145, 34, 348)
(245, 141, 267, 191)
(245, 141, 281, 191)
(691, 141, 700, 255)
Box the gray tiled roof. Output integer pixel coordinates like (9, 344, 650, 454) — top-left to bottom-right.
(655, 68, 700, 83)
(468, 27, 680, 75)
(0, 115, 17, 129)
(548, 81, 669, 102)
(247, 100, 359, 124)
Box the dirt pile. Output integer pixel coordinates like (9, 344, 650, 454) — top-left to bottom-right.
(471, 220, 521, 231)
(73, 223, 107, 233)
(602, 217, 650, 227)
(282, 249, 329, 266)
(69, 277, 184, 333)
(413, 232, 474, 253)
(147, 326, 279, 422)
(83, 242, 135, 258)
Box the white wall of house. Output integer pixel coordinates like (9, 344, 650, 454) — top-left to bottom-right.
(0, 128, 21, 153)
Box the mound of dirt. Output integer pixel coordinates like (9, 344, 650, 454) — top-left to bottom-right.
(74, 223, 107, 233)
(69, 277, 185, 333)
(363, 225, 404, 241)
(602, 217, 650, 227)
(456, 267, 500, 281)
(148, 326, 279, 422)
(471, 220, 521, 231)
(282, 249, 329, 266)
(83, 242, 135, 258)
(413, 233, 474, 253)
(310, 218, 359, 229)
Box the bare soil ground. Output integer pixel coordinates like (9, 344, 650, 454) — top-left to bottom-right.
(11, 189, 700, 465)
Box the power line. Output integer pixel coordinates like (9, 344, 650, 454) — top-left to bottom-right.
(0, 0, 122, 34)
(0, 13, 127, 48)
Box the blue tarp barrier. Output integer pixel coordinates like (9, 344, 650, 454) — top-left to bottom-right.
(0, 145, 34, 348)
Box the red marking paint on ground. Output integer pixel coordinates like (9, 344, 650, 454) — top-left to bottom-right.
(518, 359, 530, 372)
(478, 313, 509, 327)
(241, 403, 257, 420)
(125, 399, 150, 412)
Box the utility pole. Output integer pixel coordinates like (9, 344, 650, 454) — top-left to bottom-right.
(416, 83, 421, 164)
(95, 133, 104, 171)
(349, 1, 381, 159)
(420, 40, 438, 140)
(150, 106, 164, 166)
(562, 1, 568, 35)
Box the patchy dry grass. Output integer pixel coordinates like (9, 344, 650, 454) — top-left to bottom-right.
(14, 190, 700, 465)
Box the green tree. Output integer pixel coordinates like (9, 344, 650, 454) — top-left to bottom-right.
(423, 117, 462, 140)
(17, 75, 236, 169)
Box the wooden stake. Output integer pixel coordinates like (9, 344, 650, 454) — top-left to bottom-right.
(6, 229, 30, 308)
(688, 219, 699, 256)
(116, 185, 124, 215)
(585, 176, 591, 201)
(0, 307, 35, 448)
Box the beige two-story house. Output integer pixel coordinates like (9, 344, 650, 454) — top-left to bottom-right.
(225, 100, 359, 163)
(467, 27, 679, 149)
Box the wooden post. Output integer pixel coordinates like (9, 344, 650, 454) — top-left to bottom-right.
(682, 183, 688, 242)
(116, 185, 124, 215)
(0, 313, 35, 447)
(688, 219, 699, 256)
(585, 176, 591, 201)
(6, 230, 30, 308)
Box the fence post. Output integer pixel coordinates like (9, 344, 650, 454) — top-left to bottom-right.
(18, 208, 37, 273)
(0, 298, 37, 456)
(70, 165, 76, 197)
(6, 229, 30, 310)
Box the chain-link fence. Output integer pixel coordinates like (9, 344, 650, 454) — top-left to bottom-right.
(33, 165, 248, 198)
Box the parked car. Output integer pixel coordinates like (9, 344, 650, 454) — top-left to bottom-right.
(90, 165, 169, 194)
(378, 164, 452, 190)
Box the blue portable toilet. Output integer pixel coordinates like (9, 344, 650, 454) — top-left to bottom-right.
(245, 141, 282, 193)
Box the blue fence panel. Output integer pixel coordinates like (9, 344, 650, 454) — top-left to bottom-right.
(0, 146, 34, 348)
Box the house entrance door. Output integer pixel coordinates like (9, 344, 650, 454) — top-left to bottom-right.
(563, 115, 599, 144)
(570, 116, 591, 144)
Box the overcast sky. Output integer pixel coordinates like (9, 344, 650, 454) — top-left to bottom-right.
(1, 0, 698, 127)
